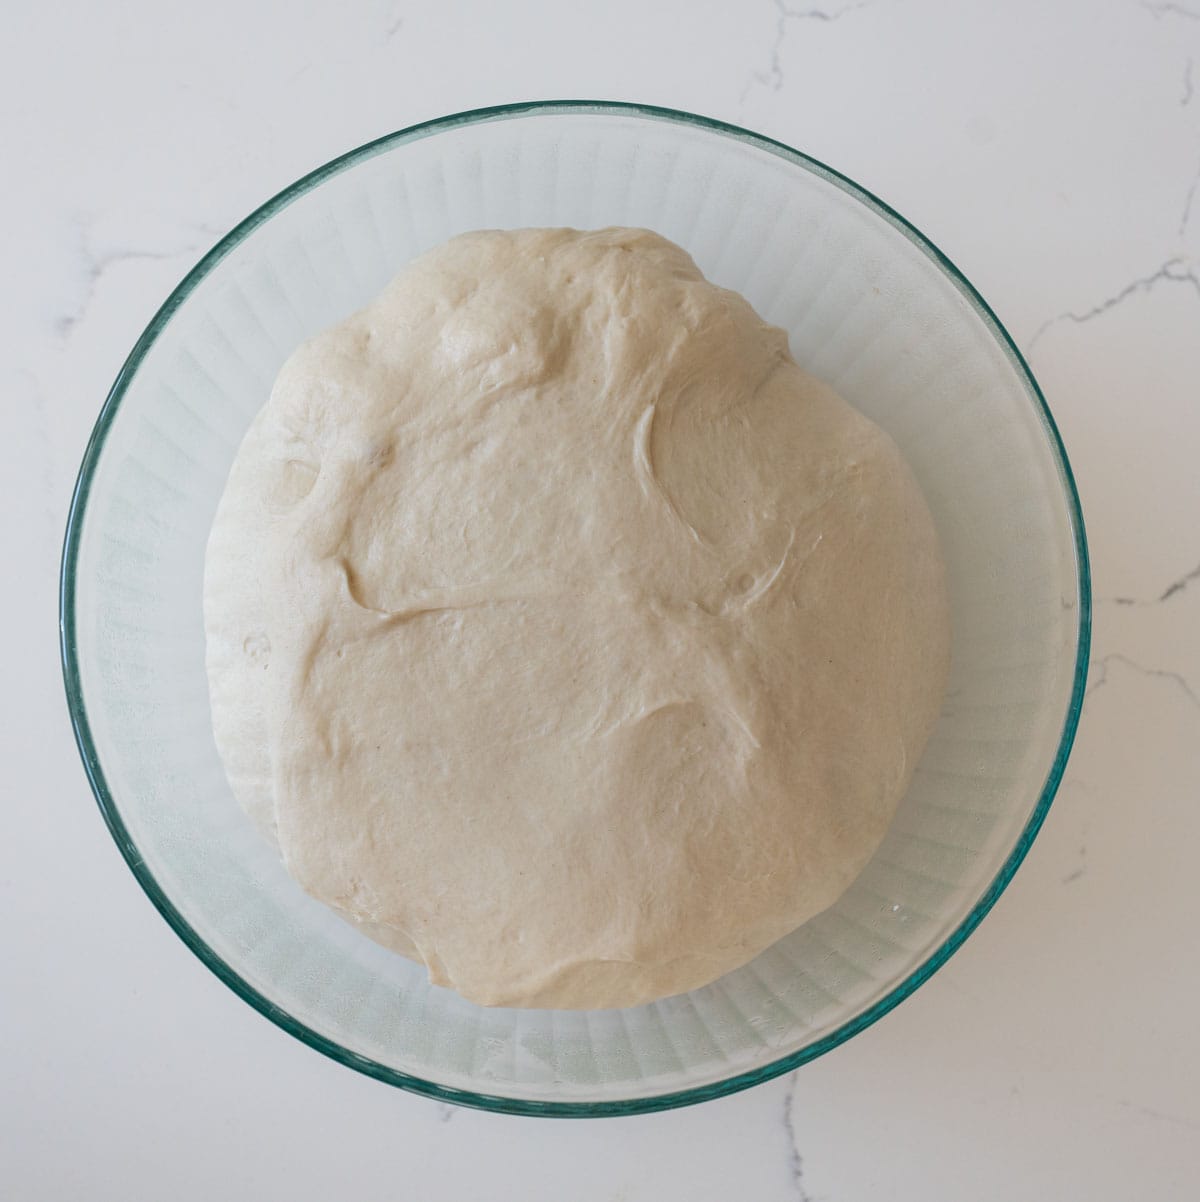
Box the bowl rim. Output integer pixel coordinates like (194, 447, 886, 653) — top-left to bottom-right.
(59, 98, 1092, 1118)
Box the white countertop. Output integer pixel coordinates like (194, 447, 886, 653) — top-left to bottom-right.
(4, 0, 1199, 1197)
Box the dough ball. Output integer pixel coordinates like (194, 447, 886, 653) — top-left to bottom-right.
(204, 228, 950, 1009)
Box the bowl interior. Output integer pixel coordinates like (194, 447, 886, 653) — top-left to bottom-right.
(63, 103, 1087, 1114)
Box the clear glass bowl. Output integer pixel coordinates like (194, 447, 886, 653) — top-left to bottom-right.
(60, 102, 1089, 1115)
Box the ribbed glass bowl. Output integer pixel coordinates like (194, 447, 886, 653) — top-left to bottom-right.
(60, 102, 1089, 1115)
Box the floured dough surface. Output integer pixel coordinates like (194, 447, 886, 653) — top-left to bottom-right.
(204, 228, 950, 1009)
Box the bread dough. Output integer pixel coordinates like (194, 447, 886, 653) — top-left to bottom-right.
(204, 228, 950, 1010)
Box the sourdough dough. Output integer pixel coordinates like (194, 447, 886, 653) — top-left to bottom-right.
(204, 227, 950, 1010)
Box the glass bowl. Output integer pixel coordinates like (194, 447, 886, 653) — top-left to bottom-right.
(60, 101, 1089, 1116)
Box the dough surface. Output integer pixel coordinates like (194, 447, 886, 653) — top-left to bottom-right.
(204, 227, 950, 1010)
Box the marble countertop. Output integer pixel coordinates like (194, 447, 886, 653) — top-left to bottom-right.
(4, 0, 1198, 1197)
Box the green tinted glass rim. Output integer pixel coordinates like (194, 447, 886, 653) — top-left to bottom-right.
(59, 99, 1091, 1118)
